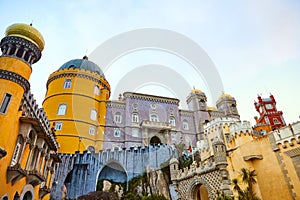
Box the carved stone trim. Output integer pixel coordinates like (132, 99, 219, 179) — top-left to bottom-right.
(123, 92, 180, 105)
(0, 147, 7, 159)
(0, 36, 41, 64)
(243, 155, 263, 161)
(46, 72, 110, 91)
(0, 69, 30, 91)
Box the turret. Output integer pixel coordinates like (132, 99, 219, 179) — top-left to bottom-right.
(216, 93, 240, 119)
(43, 56, 111, 153)
(0, 23, 44, 158)
(212, 137, 232, 195)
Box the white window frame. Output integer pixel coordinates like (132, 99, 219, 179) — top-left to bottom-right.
(273, 118, 280, 124)
(55, 122, 63, 130)
(114, 128, 121, 137)
(89, 126, 95, 135)
(132, 113, 139, 123)
(57, 104, 67, 115)
(90, 109, 97, 121)
(114, 112, 122, 123)
(0, 93, 12, 114)
(94, 85, 100, 95)
(63, 79, 72, 89)
(169, 117, 176, 126)
(183, 120, 189, 130)
(132, 128, 139, 137)
(150, 114, 159, 122)
(11, 142, 21, 167)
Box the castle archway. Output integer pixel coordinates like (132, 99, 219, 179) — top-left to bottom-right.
(96, 160, 127, 190)
(192, 184, 209, 200)
(150, 136, 161, 145)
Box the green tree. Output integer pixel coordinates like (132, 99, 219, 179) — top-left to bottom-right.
(232, 168, 260, 200)
(215, 190, 234, 200)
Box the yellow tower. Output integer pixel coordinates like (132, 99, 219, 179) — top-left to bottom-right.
(0, 23, 55, 199)
(0, 23, 44, 162)
(43, 57, 110, 153)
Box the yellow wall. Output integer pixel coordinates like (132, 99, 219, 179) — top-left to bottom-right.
(227, 134, 291, 200)
(43, 68, 110, 153)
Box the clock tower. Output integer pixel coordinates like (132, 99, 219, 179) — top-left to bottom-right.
(254, 94, 286, 133)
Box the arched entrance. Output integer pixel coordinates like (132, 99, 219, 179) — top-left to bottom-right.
(22, 191, 33, 200)
(150, 136, 161, 145)
(193, 184, 209, 200)
(96, 161, 127, 190)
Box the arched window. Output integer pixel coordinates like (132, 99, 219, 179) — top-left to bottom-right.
(90, 109, 97, 121)
(114, 112, 122, 123)
(63, 79, 72, 89)
(89, 126, 95, 135)
(132, 113, 139, 123)
(183, 120, 189, 130)
(57, 104, 67, 115)
(169, 117, 176, 126)
(55, 122, 63, 130)
(273, 118, 280, 124)
(87, 146, 95, 153)
(10, 136, 23, 167)
(150, 114, 159, 122)
(114, 128, 121, 137)
(94, 85, 100, 95)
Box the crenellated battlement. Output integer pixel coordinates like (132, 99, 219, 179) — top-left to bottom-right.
(269, 121, 300, 149)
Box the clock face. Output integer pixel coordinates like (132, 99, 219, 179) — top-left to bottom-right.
(266, 104, 273, 109)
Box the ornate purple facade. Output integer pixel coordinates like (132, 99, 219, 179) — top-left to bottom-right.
(103, 90, 240, 149)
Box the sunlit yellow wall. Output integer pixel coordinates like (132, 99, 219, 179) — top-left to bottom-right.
(227, 135, 291, 200)
(43, 68, 110, 153)
(0, 57, 44, 199)
(277, 140, 300, 199)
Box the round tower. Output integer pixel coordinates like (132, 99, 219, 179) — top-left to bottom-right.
(43, 57, 110, 153)
(0, 23, 44, 157)
(216, 93, 240, 119)
(186, 89, 207, 111)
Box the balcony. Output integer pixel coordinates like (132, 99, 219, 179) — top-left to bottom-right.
(27, 169, 45, 186)
(141, 120, 172, 130)
(7, 163, 27, 184)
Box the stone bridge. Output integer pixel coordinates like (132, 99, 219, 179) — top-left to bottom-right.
(50, 145, 176, 199)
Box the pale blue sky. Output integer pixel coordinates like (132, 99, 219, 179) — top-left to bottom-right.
(1, 0, 299, 124)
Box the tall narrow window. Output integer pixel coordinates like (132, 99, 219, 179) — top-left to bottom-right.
(89, 126, 95, 135)
(90, 109, 97, 121)
(11, 142, 21, 167)
(132, 113, 139, 123)
(57, 104, 67, 115)
(55, 122, 63, 130)
(63, 79, 72, 89)
(0, 93, 12, 114)
(183, 120, 189, 130)
(94, 85, 100, 95)
(169, 117, 176, 126)
(114, 112, 122, 123)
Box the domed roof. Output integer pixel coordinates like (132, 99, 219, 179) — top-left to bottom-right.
(6, 23, 45, 51)
(192, 88, 203, 94)
(219, 93, 233, 99)
(59, 57, 105, 77)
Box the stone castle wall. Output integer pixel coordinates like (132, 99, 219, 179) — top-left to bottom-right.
(51, 144, 176, 199)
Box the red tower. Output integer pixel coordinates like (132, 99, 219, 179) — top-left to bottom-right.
(254, 94, 286, 131)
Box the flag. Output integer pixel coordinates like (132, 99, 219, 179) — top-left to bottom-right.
(188, 145, 192, 153)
